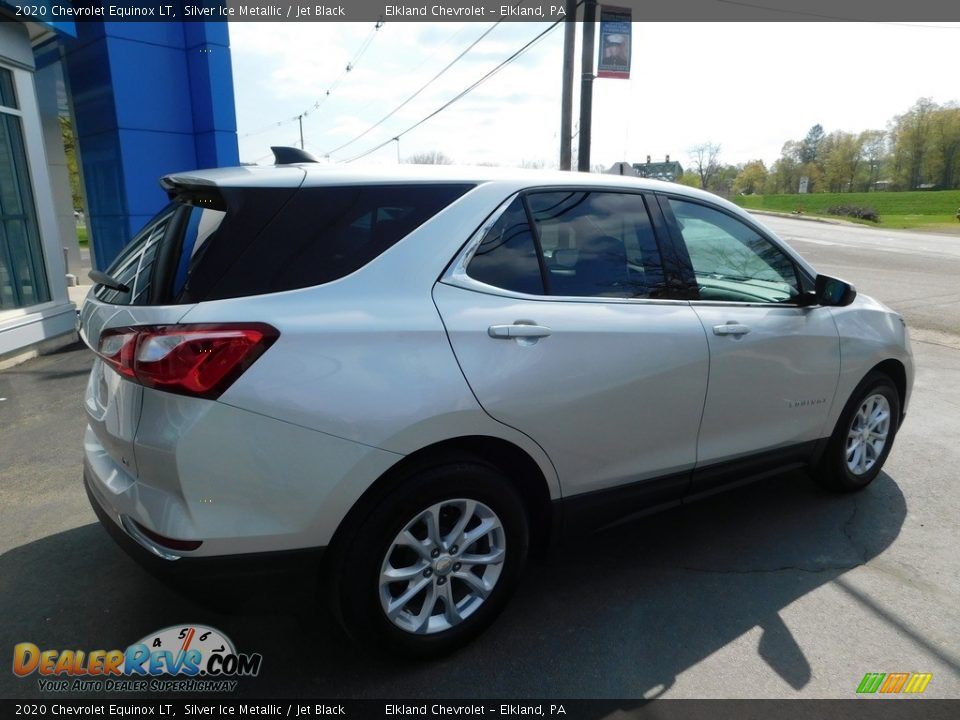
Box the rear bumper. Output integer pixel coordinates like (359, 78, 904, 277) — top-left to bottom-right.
(84, 461, 325, 582)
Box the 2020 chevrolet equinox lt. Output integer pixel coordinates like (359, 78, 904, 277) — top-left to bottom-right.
(81, 151, 913, 656)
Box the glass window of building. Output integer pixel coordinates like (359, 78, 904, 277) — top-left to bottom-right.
(0, 65, 50, 310)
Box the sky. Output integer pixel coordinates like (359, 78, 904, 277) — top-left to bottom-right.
(229, 22, 960, 171)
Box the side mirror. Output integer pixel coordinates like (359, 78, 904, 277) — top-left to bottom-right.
(815, 274, 857, 307)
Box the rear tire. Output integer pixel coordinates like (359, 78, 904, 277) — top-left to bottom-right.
(330, 460, 529, 658)
(815, 371, 900, 492)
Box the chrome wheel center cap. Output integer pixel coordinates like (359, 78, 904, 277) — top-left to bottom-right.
(434, 556, 454, 575)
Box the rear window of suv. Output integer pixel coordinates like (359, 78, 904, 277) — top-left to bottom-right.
(95, 183, 473, 305)
(93, 205, 176, 305)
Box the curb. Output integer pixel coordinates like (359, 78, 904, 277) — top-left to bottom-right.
(745, 210, 858, 227)
(746, 209, 960, 237)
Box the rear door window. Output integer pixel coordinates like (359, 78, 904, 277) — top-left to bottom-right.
(464, 190, 668, 300)
(528, 191, 666, 299)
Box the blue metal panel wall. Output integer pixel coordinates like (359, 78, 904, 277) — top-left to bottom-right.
(61, 20, 238, 270)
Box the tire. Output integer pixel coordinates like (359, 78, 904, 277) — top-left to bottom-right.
(330, 460, 529, 658)
(815, 371, 901, 492)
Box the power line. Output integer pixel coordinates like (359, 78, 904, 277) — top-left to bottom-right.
(246, 21, 479, 162)
(324, 19, 509, 158)
(307, 22, 477, 139)
(343, 20, 566, 164)
(240, 20, 385, 140)
(304, 20, 384, 117)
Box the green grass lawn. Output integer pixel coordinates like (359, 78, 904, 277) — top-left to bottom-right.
(76, 226, 88, 245)
(733, 190, 960, 230)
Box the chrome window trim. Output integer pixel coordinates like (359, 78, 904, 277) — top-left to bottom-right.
(687, 300, 812, 309)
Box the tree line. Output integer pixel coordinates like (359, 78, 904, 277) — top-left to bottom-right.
(684, 98, 960, 196)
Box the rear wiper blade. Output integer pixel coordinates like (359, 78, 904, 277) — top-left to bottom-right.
(88, 270, 130, 293)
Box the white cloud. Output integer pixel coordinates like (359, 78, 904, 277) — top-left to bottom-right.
(230, 21, 960, 169)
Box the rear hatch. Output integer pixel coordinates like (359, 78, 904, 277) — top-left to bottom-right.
(81, 204, 193, 479)
(81, 167, 476, 478)
(80, 169, 304, 476)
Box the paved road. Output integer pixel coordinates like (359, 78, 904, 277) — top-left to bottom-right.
(756, 215, 960, 344)
(2, 219, 958, 701)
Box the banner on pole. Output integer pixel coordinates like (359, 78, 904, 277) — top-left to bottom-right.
(597, 5, 632, 79)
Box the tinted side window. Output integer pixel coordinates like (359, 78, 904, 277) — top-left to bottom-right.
(172, 186, 297, 303)
(94, 205, 175, 305)
(173, 206, 227, 297)
(527, 191, 665, 298)
(466, 197, 545, 295)
(184, 183, 473, 301)
(668, 198, 799, 304)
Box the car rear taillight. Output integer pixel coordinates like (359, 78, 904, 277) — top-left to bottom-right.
(97, 323, 279, 400)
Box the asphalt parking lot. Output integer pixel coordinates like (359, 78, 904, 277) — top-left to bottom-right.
(1, 217, 958, 700)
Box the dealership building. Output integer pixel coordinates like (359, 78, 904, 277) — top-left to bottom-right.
(0, 6, 239, 364)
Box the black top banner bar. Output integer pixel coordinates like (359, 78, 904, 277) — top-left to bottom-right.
(3, 0, 960, 22)
(1, 700, 959, 720)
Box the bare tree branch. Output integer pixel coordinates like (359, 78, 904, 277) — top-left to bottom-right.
(689, 143, 722, 190)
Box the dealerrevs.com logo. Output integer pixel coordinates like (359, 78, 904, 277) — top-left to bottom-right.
(13, 625, 262, 693)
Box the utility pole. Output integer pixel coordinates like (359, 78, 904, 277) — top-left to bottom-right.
(559, 0, 577, 171)
(577, 0, 598, 172)
(298, 114, 304, 150)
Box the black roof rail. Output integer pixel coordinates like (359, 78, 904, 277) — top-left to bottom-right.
(271, 146, 320, 165)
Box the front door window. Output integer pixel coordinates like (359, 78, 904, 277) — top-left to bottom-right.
(667, 197, 800, 304)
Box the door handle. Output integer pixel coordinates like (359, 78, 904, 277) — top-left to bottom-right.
(713, 323, 751, 336)
(488, 324, 553, 339)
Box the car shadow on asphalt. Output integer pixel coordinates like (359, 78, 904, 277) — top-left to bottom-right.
(0, 469, 905, 706)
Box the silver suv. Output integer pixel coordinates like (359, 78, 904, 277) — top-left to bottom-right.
(81, 153, 913, 656)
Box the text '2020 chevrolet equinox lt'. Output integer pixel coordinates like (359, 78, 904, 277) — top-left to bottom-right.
(81, 151, 913, 656)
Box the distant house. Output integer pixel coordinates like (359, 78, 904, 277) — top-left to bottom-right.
(634, 155, 684, 182)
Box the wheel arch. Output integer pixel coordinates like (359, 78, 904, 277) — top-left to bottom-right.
(868, 358, 908, 422)
(326, 436, 556, 565)
(814, 358, 905, 492)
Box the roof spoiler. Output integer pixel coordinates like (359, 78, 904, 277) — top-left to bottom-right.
(271, 146, 320, 165)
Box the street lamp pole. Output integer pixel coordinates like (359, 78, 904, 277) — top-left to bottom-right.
(559, 0, 577, 171)
(578, 0, 598, 172)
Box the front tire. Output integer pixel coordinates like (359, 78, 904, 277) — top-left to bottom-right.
(815, 371, 900, 492)
(331, 460, 529, 658)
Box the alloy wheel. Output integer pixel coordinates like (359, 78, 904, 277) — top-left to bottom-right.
(845, 393, 891, 476)
(378, 499, 506, 635)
